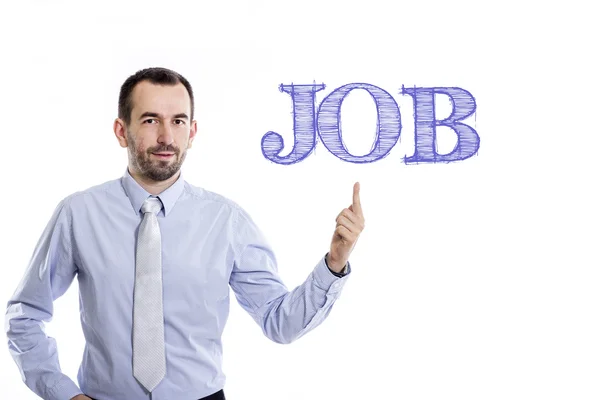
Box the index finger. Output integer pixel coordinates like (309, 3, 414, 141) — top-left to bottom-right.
(352, 182, 362, 215)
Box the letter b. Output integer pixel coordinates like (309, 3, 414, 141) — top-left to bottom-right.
(401, 86, 480, 164)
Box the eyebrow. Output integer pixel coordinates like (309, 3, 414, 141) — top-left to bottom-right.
(139, 112, 189, 120)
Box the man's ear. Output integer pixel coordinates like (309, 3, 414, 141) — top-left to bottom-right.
(187, 120, 198, 149)
(114, 118, 129, 148)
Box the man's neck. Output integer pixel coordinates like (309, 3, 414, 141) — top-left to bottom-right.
(128, 167, 180, 195)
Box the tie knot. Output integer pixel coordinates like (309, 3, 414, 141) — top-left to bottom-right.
(141, 197, 162, 215)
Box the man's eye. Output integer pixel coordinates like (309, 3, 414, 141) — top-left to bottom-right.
(174, 120, 185, 125)
(143, 119, 156, 124)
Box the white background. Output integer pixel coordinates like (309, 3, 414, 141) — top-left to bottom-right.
(1, 1, 599, 399)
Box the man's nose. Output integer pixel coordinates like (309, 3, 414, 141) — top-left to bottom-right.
(158, 123, 174, 146)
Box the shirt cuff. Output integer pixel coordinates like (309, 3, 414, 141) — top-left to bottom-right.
(312, 253, 351, 292)
(47, 376, 83, 400)
(324, 252, 351, 278)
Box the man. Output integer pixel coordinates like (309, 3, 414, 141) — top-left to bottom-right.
(5, 67, 365, 400)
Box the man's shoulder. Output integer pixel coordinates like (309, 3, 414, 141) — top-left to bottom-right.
(183, 181, 244, 211)
(58, 177, 122, 209)
(183, 181, 261, 224)
(183, 182, 259, 230)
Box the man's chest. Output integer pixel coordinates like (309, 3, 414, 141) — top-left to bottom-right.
(72, 208, 236, 305)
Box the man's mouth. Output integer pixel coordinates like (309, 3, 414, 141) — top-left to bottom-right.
(152, 152, 175, 159)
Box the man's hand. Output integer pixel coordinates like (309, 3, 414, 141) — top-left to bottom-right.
(71, 395, 92, 400)
(327, 182, 365, 273)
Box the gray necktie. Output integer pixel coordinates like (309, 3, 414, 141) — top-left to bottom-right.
(133, 196, 166, 392)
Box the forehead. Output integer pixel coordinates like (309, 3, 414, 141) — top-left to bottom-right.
(130, 80, 191, 116)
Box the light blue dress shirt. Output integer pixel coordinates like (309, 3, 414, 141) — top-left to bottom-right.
(5, 169, 350, 400)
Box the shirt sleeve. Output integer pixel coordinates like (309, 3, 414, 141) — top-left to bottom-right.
(4, 198, 84, 400)
(229, 207, 351, 344)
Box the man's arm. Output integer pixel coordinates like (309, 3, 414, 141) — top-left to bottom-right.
(4, 198, 85, 400)
(228, 207, 352, 345)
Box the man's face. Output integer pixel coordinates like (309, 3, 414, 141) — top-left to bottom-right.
(124, 81, 196, 182)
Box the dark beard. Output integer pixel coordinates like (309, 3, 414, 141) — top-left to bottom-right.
(127, 141, 186, 182)
(136, 152, 186, 181)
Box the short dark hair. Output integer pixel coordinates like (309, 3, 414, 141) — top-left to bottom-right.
(118, 67, 195, 126)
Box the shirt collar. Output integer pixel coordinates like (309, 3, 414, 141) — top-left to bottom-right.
(120, 167, 185, 216)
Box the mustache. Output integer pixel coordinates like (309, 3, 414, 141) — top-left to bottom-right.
(147, 144, 180, 155)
